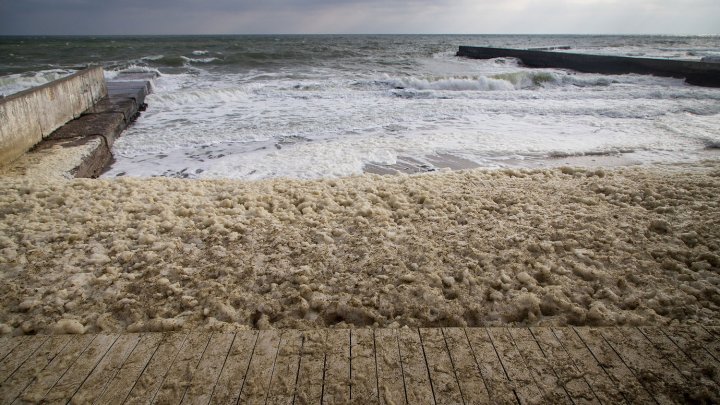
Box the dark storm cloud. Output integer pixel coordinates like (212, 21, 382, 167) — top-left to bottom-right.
(1, 0, 718, 34)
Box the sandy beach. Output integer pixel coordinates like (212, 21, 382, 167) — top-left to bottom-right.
(1, 161, 719, 335)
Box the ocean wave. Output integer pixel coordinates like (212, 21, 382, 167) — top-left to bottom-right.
(181, 56, 220, 64)
(107, 64, 163, 77)
(378, 71, 561, 92)
(150, 87, 249, 107)
(0, 69, 75, 97)
(547, 148, 636, 158)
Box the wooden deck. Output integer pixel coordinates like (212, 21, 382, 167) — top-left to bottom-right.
(1, 326, 718, 404)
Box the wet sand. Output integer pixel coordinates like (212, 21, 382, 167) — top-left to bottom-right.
(1, 161, 719, 334)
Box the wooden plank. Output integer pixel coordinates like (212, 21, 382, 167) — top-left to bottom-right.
(266, 330, 304, 405)
(662, 326, 720, 387)
(237, 329, 282, 404)
(322, 328, 351, 405)
(551, 327, 625, 404)
(704, 325, 720, 338)
(419, 328, 463, 405)
(397, 328, 433, 405)
(674, 325, 720, 361)
(373, 328, 406, 405)
(639, 327, 720, 403)
(350, 329, 379, 404)
(507, 328, 572, 405)
(464, 328, 517, 404)
(294, 330, 326, 405)
(43, 334, 118, 404)
(123, 332, 188, 404)
(13, 334, 94, 404)
(600, 327, 685, 404)
(95, 333, 165, 405)
(182, 332, 235, 405)
(209, 330, 258, 405)
(154, 331, 212, 404)
(573, 327, 654, 404)
(0, 335, 70, 403)
(442, 328, 491, 404)
(487, 328, 544, 405)
(529, 328, 598, 404)
(69, 333, 141, 404)
(639, 326, 702, 377)
(0, 335, 47, 383)
(0, 336, 25, 363)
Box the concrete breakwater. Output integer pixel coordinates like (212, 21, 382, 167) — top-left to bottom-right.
(457, 46, 720, 87)
(0, 67, 106, 166)
(0, 68, 154, 179)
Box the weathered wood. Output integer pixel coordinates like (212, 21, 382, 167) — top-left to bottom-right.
(638, 327, 720, 403)
(182, 332, 235, 405)
(210, 330, 258, 405)
(322, 328, 351, 404)
(123, 332, 188, 404)
(70, 333, 141, 404)
(0, 336, 25, 363)
(442, 328, 491, 404)
(0, 335, 47, 383)
(508, 328, 572, 405)
(397, 328, 434, 405)
(95, 333, 165, 405)
(573, 327, 654, 404)
(551, 327, 625, 404)
(2, 326, 719, 405)
(487, 328, 544, 405)
(682, 325, 720, 361)
(662, 326, 720, 387)
(293, 330, 326, 405)
(704, 325, 720, 338)
(374, 328, 406, 405)
(237, 329, 281, 404)
(0, 335, 70, 403)
(464, 328, 517, 405)
(14, 334, 94, 404)
(420, 328, 463, 405)
(600, 327, 686, 404)
(529, 328, 598, 404)
(43, 334, 118, 404)
(154, 331, 212, 404)
(350, 329, 379, 404)
(266, 330, 303, 405)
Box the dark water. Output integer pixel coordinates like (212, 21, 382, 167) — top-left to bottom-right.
(2, 34, 719, 76)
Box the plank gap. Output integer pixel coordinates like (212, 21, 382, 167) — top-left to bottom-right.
(597, 329, 659, 405)
(233, 330, 260, 404)
(207, 332, 237, 404)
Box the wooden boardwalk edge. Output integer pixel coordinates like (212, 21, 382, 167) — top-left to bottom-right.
(0, 326, 718, 404)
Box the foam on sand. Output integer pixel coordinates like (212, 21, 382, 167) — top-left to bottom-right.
(1, 162, 719, 334)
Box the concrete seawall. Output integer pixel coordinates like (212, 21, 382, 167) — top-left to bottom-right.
(457, 46, 720, 87)
(0, 71, 155, 180)
(0, 67, 107, 165)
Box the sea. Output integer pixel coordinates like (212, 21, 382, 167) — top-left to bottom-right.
(1, 35, 719, 180)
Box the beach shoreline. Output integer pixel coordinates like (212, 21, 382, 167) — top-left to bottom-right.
(1, 160, 719, 335)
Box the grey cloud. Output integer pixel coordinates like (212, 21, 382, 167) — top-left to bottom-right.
(0, 0, 718, 34)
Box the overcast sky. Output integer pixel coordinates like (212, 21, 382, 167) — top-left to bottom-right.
(0, 0, 718, 35)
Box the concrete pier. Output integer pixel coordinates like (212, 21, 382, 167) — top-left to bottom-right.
(0, 67, 107, 166)
(457, 46, 720, 87)
(0, 70, 155, 179)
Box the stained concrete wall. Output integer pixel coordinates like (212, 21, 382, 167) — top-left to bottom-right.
(0, 67, 107, 166)
(457, 46, 720, 87)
